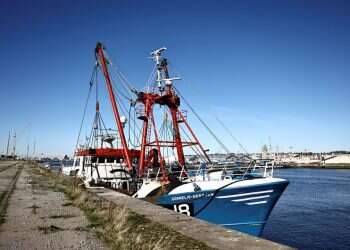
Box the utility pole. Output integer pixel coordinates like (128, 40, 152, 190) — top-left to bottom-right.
(6, 130, 10, 156)
(26, 144, 30, 160)
(33, 141, 36, 158)
(12, 132, 16, 158)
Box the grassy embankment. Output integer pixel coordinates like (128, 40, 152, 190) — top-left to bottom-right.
(30, 164, 213, 250)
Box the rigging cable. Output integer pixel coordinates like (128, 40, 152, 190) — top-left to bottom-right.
(160, 108, 177, 163)
(173, 86, 231, 154)
(215, 116, 252, 160)
(110, 72, 133, 101)
(74, 65, 97, 152)
(128, 104, 141, 147)
(112, 89, 142, 147)
(179, 125, 209, 163)
(104, 51, 137, 93)
(145, 63, 157, 92)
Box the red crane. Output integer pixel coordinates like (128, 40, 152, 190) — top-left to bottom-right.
(94, 43, 133, 172)
(93, 44, 210, 181)
(136, 48, 210, 178)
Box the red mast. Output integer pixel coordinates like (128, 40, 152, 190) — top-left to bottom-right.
(95, 42, 133, 172)
(162, 60, 185, 166)
(138, 95, 154, 175)
(137, 48, 204, 177)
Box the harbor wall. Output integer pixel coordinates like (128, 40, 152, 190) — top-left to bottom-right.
(281, 154, 350, 169)
(35, 163, 292, 250)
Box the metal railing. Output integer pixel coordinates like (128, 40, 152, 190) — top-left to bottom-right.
(144, 160, 276, 182)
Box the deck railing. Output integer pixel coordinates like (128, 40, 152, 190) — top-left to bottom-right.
(144, 160, 276, 182)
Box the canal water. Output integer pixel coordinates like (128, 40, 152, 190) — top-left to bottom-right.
(262, 168, 350, 249)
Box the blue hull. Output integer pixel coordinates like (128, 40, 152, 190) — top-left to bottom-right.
(156, 179, 289, 236)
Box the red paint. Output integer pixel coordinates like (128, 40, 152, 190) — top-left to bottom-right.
(95, 43, 133, 171)
(169, 107, 185, 165)
(75, 148, 140, 158)
(178, 111, 211, 163)
(150, 111, 168, 182)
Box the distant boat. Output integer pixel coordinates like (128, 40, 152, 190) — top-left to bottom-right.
(41, 160, 63, 171)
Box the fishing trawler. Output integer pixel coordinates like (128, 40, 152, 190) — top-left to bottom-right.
(64, 43, 289, 236)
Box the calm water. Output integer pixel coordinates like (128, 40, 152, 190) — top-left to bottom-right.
(262, 168, 350, 249)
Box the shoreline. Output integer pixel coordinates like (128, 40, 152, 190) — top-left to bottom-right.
(282, 164, 350, 170)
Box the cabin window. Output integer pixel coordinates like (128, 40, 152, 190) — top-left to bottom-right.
(116, 157, 124, 163)
(98, 157, 106, 163)
(107, 157, 115, 163)
(132, 157, 139, 164)
(91, 157, 97, 163)
(74, 158, 81, 167)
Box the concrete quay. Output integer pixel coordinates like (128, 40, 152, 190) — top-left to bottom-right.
(0, 161, 293, 249)
(0, 161, 107, 249)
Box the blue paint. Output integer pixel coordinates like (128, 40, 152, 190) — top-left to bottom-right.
(156, 179, 289, 236)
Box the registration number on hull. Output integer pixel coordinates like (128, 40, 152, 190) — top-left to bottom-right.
(162, 203, 194, 216)
(173, 203, 193, 216)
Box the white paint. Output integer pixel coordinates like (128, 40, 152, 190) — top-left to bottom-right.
(169, 179, 235, 195)
(207, 170, 226, 180)
(169, 177, 285, 195)
(133, 181, 162, 198)
(216, 189, 274, 199)
(246, 200, 268, 205)
(174, 204, 191, 216)
(231, 195, 270, 202)
(225, 178, 285, 189)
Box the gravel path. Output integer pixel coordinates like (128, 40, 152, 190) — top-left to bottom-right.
(0, 163, 109, 250)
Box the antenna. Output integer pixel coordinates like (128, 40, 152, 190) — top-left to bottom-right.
(150, 47, 181, 91)
(151, 47, 167, 90)
(150, 47, 167, 57)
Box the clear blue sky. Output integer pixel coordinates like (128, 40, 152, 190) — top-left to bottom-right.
(1, 0, 349, 157)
